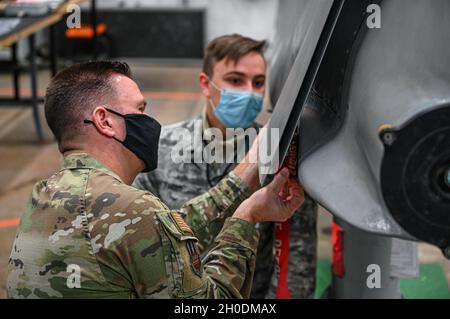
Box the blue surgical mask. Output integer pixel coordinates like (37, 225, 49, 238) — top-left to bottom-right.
(209, 80, 263, 129)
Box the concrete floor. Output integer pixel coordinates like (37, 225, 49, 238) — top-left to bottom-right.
(0, 62, 448, 299)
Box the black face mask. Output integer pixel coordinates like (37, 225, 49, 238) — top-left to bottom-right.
(84, 108, 161, 173)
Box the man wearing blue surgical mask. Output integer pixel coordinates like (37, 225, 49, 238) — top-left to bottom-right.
(134, 34, 318, 299)
(206, 79, 263, 129)
(200, 39, 266, 133)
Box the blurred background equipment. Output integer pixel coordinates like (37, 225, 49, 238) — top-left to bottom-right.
(0, 0, 88, 142)
(3, 1, 65, 17)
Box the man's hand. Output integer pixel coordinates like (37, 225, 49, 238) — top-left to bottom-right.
(233, 168, 305, 224)
(233, 127, 264, 193)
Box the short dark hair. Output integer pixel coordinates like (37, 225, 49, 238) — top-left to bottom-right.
(44, 61, 132, 144)
(202, 34, 267, 77)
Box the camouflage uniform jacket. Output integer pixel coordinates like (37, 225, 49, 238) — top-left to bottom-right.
(7, 153, 259, 299)
(134, 112, 318, 299)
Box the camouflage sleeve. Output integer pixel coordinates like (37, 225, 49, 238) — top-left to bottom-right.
(178, 171, 253, 253)
(201, 218, 260, 298)
(92, 193, 259, 299)
(156, 212, 259, 299)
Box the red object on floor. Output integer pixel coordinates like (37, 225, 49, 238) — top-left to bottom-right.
(332, 222, 345, 277)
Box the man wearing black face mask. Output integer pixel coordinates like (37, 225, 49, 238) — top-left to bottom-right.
(6, 61, 305, 299)
(84, 107, 162, 173)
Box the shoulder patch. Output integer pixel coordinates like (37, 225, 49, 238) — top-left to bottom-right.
(155, 211, 205, 293)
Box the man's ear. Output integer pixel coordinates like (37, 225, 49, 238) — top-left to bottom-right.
(91, 106, 116, 138)
(199, 72, 212, 99)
